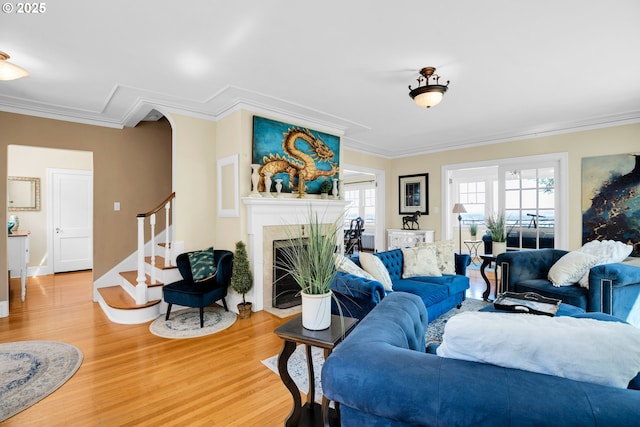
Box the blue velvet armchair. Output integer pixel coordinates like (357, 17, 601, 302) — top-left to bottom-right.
(497, 249, 640, 326)
(163, 249, 233, 327)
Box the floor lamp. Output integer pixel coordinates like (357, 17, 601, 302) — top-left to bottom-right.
(452, 203, 467, 254)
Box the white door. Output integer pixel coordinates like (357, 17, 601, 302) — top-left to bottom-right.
(52, 169, 93, 272)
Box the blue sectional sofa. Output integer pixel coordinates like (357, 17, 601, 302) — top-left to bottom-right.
(322, 292, 640, 427)
(330, 248, 470, 321)
(497, 249, 640, 326)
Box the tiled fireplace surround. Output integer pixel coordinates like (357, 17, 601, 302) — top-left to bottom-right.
(242, 197, 349, 317)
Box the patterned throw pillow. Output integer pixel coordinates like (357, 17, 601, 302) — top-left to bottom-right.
(401, 245, 442, 278)
(188, 247, 217, 282)
(418, 240, 456, 275)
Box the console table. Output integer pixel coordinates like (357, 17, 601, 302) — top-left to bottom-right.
(8, 231, 30, 301)
(274, 314, 358, 427)
(387, 229, 435, 249)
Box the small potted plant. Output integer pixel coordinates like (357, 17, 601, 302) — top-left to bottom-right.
(486, 212, 507, 255)
(231, 240, 253, 319)
(469, 222, 478, 240)
(319, 180, 333, 199)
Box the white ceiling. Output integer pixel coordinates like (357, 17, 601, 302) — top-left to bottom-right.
(1, 0, 639, 158)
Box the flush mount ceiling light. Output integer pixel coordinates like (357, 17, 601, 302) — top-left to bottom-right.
(408, 66, 449, 108)
(0, 51, 29, 80)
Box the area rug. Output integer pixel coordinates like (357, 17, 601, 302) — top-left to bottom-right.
(261, 298, 489, 403)
(425, 298, 489, 346)
(0, 340, 83, 422)
(149, 306, 237, 339)
(261, 345, 324, 404)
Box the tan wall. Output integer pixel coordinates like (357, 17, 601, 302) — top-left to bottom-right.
(387, 123, 640, 250)
(0, 112, 172, 303)
(8, 145, 93, 272)
(168, 113, 217, 252)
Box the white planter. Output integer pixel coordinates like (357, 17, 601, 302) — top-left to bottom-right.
(301, 291, 332, 330)
(493, 241, 507, 256)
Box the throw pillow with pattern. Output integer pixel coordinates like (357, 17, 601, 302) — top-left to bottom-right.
(188, 247, 217, 282)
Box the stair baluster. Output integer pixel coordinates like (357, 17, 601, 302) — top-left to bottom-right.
(136, 216, 148, 304)
(164, 200, 171, 267)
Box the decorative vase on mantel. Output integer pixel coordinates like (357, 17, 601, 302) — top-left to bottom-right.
(331, 178, 339, 199)
(301, 291, 332, 330)
(250, 164, 262, 197)
(274, 179, 283, 197)
(263, 171, 273, 198)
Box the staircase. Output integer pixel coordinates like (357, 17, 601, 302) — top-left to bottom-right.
(95, 193, 182, 324)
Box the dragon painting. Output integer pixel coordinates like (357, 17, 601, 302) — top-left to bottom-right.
(258, 127, 339, 194)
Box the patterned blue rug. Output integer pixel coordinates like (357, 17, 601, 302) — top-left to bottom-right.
(0, 340, 83, 422)
(149, 306, 237, 339)
(262, 298, 489, 401)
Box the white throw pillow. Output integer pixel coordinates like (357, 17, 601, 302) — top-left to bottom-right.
(548, 251, 598, 287)
(401, 245, 442, 278)
(334, 254, 376, 280)
(418, 240, 456, 274)
(577, 240, 634, 288)
(359, 252, 394, 291)
(437, 311, 640, 389)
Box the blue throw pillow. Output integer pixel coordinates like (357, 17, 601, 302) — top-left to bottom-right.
(188, 247, 217, 282)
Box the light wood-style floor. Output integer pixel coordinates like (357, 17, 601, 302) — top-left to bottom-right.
(1, 269, 492, 426)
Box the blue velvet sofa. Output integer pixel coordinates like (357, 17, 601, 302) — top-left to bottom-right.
(330, 248, 470, 321)
(497, 249, 640, 326)
(322, 292, 640, 427)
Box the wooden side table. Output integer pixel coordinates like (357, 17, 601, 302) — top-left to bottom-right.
(480, 254, 499, 301)
(274, 314, 358, 427)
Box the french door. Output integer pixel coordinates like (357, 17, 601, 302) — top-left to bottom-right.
(499, 164, 557, 250)
(446, 153, 567, 250)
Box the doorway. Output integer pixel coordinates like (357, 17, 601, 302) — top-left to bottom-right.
(7, 145, 93, 277)
(443, 153, 568, 251)
(343, 165, 386, 252)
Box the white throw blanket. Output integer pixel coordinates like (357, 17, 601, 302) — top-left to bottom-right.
(436, 311, 640, 389)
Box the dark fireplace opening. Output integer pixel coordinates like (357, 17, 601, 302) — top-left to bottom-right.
(272, 239, 305, 309)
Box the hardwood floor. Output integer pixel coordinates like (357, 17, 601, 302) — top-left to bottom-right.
(0, 269, 492, 426)
(1, 272, 292, 426)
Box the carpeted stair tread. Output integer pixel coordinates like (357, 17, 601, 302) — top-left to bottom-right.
(145, 256, 177, 270)
(119, 271, 163, 287)
(98, 286, 160, 310)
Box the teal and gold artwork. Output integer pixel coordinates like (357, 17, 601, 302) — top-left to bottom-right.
(252, 116, 340, 194)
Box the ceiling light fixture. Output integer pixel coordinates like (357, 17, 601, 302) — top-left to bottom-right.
(408, 66, 449, 108)
(0, 51, 29, 80)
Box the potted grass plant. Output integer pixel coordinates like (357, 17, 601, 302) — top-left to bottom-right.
(469, 222, 478, 240)
(230, 240, 253, 319)
(278, 208, 343, 330)
(486, 212, 507, 255)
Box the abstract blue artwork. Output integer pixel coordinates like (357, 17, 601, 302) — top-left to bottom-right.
(582, 153, 640, 256)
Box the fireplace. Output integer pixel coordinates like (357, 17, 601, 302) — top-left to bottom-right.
(272, 239, 304, 309)
(242, 197, 349, 317)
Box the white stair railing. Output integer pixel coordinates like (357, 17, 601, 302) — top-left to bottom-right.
(135, 192, 176, 305)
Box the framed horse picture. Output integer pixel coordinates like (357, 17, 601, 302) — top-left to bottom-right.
(399, 173, 428, 215)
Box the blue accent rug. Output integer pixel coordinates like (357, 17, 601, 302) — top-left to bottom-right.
(0, 340, 83, 422)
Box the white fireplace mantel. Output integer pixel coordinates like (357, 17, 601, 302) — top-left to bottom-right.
(242, 197, 350, 313)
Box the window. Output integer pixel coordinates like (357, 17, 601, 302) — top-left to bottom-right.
(445, 153, 567, 250)
(344, 185, 375, 228)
